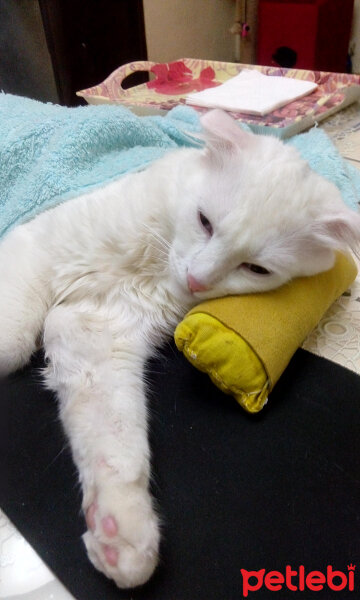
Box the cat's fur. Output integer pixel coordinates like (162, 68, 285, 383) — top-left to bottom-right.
(0, 110, 359, 588)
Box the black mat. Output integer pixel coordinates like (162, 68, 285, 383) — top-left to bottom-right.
(0, 346, 359, 599)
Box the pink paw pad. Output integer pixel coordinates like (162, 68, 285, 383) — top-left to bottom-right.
(101, 516, 118, 538)
(103, 544, 119, 566)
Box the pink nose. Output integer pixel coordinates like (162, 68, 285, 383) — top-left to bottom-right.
(187, 273, 208, 293)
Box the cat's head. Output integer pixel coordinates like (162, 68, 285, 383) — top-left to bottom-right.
(169, 109, 360, 300)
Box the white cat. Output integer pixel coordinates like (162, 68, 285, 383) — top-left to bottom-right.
(0, 109, 359, 588)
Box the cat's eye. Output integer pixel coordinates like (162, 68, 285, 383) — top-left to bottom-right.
(198, 211, 213, 236)
(240, 262, 271, 275)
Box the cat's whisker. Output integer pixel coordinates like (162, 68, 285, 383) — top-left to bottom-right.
(143, 224, 171, 251)
(147, 236, 170, 254)
(145, 242, 169, 260)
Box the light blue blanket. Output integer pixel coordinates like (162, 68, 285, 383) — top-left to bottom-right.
(0, 94, 201, 239)
(0, 93, 359, 239)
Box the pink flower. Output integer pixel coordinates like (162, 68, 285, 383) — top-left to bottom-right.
(147, 61, 219, 95)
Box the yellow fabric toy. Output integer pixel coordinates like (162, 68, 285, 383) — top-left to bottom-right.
(174, 253, 357, 413)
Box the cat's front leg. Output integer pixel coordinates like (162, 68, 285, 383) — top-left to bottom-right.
(43, 304, 160, 589)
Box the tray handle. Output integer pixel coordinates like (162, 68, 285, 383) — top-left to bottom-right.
(103, 60, 157, 95)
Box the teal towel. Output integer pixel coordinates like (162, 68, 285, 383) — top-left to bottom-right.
(289, 127, 360, 213)
(0, 94, 201, 239)
(0, 93, 359, 240)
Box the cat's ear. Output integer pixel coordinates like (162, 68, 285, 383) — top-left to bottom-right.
(200, 109, 255, 154)
(314, 208, 360, 252)
(289, 207, 360, 276)
(298, 207, 360, 275)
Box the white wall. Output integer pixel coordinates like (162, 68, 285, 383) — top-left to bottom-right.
(143, 0, 236, 63)
(144, 1, 359, 73)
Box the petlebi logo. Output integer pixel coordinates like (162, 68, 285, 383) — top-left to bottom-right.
(240, 564, 356, 597)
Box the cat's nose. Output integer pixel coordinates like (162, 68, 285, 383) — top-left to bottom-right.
(187, 273, 209, 293)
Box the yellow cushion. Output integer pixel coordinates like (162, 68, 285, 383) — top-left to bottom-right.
(174, 253, 357, 413)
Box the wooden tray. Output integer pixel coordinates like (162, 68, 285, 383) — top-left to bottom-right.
(77, 58, 360, 138)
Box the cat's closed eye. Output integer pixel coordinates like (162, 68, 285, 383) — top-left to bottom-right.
(239, 262, 271, 275)
(198, 211, 213, 236)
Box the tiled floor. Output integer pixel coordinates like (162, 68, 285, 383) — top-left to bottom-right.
(1, 102, 360, 600)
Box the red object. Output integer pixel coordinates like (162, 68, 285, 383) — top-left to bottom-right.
(257, 0, 354, 72)
(147, 61, 219, 95)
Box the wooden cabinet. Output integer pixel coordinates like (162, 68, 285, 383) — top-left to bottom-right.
(38, 0, 148, 105)
(257, 0, 354, 72)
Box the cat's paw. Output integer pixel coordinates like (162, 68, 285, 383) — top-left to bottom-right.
(82, 481, 160, 589)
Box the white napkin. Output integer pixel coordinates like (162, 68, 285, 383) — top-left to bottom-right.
(186, 69, 318, 116)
